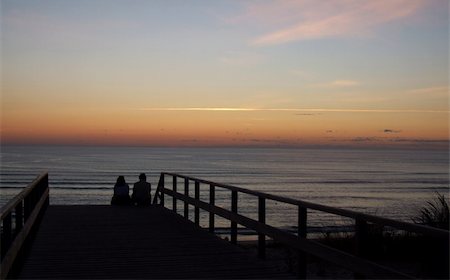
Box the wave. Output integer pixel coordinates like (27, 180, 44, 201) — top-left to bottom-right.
(213, 225, 356, 235)
(230, 179, 450, 185)
(0, 186, 112, 190)
(0, 181, 113, 185)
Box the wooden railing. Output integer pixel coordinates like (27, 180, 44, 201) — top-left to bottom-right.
(0, 173, 49, 279)
(153, 172, 449, 279)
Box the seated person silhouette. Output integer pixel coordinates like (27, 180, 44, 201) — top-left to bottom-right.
(132, 173, 152, 206)
(111, 176, 131, 205)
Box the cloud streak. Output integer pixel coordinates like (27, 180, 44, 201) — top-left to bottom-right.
(383, 129, 402, 134)
(233, 0, 427, 45)
(218, 52, 264, 67)
(310, 79, 361, 88)
(137, 107, 449, 114)
(408, 86, 449, 95)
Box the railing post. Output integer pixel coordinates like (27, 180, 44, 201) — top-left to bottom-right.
(173, 176, 177, 213)
(209, 184, 215, 233)
(24, 196, 32, 222)
(298, 206, 307, 279)
(15, 201, 23, 236)
(43, 173, 50, 208)
(153, 174, 164, 206)
(355, 218, 368, 257)
(184, 178, 189, 219)
(30, 188, 37, 211)
(194, 181, 200, 226)
(354, 218, 368, 279)
(231, 190, 238, 244)
(1, 213, 12, 258)
(258, 197, 266, 259)
(160, 174, 165, 207)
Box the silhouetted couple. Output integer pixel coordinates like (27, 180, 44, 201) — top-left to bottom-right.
(111, 173, 151, 206)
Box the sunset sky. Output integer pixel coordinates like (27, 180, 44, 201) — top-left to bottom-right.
(1, 0, 448, 148)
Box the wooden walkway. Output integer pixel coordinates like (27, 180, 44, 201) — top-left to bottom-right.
(5, 173, 447, 279)
(19, 205, 292, 279)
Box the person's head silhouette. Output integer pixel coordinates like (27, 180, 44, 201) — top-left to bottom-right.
(139, 173, 146, 181)
(116, 176, 126, 185)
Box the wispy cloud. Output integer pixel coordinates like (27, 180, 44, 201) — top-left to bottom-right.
(310, 80, 361, 88)
(3, 8, 140, 47)
(218, 52, 264, 67)
(140, 108, 257, 112)
(290, 70, 316, 80)
(351, 137, 378, 142)
(408, 86, 448, 95)
(383, 129, 402, 134)
(389, 138, 449, 144)
(331, 80, 360, 87)
(346, 137, 449, 146)
(137, 107, 449, 113)
(235, 138, 303, 147)
(231, 0, 427, 46)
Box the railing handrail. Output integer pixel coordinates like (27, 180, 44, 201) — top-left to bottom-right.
(0, 173, 49, 220)
(161, 172, 448, 238)
(164, 188, 413, 279)
(155, 172, 449, 279)
(1, 172, 49, 279)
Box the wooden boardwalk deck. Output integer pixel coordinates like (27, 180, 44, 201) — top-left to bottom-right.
(19, 205, 292, 279)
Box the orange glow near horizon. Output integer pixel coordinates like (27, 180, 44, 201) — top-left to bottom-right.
(2, 107, 448, 149)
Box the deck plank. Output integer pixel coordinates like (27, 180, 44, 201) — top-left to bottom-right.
(19, 205, 292, 279)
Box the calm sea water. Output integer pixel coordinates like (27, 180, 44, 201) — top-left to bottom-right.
(1, 145, 448, 231)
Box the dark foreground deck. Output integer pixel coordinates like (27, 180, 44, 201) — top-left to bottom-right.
(4, 173, 448, 279)
(19, 205, 291, 279)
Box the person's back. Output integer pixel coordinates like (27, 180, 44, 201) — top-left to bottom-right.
(132, 173, 151, 206)
(114, 184, 129, 196)
(111, 176, 131, 205)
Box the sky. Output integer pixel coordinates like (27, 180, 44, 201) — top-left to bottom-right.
(1, 0, 449, 149)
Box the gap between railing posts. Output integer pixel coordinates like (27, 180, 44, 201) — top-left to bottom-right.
(160, 175, 165, 207)
(173, 175, 177, 213)
(152, 174, 164, 206)
(1, 214, 12, 257)
(194, 181, 200, 226)
(184, 178, 189, 219)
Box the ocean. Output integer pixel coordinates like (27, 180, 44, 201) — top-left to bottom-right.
(1, 145, 448, 232)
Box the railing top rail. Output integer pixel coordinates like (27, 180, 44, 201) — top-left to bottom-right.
(161, 172, 449, 238)
(0, 172, 48, 220)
